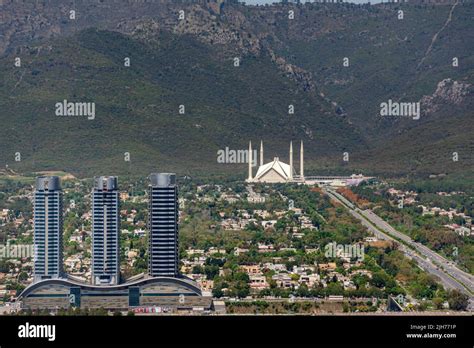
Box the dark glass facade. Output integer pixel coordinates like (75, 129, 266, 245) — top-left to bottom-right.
(148, 173, 179, 277)
(92, 176, 120, 285)
(33, 176, 63, 281)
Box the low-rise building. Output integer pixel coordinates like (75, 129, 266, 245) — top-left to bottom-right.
(249, 276, 269, 290)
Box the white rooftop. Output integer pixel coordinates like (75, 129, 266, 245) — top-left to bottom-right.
(254, 157, 292, 181)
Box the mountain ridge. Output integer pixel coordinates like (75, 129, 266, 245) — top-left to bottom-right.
(0, 1, 472, 177)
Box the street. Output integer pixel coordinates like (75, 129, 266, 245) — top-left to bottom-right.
(323, 188, 473, 310)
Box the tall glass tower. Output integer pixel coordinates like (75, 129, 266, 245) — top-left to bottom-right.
(92, 176, 120, 285)
(148, 173, 179, 277)
(33, 176, 63, 282)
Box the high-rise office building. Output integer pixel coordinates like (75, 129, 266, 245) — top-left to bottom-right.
(148, 173, 179, 277)
(92, 176, 120, 285)
(33, 176, 64, 282)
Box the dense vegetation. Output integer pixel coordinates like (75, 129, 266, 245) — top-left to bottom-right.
(0, 2, 472, 177)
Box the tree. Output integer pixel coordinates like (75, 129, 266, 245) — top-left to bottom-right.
(447, 290, 469, 311)
(371, 271, 389, 288)
(18, 272, 28, 281)
(192, 265, 204, 274)
(232, 280, 250, 298)
(212, 287, 224, 298)
(204, 265, 219, 280)
(0, 260, 10, 273)
(432, 297, 444, 310)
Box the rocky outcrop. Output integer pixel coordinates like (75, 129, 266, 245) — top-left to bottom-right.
(420, 78, 472, 115)
(269, 49, 316, 92)
(0, 0, 260, 56)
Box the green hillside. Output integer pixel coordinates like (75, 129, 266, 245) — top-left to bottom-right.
(0, 29, 363, 177)
(0, 1, 472, 178)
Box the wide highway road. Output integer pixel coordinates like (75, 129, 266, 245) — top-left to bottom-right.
(323, 188, 474, 301)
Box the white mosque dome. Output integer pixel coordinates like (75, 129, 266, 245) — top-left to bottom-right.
(254, 157, 292, 181)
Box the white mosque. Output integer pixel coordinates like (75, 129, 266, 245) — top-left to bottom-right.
(247, 141, 304, 183)
(246, 140, 373, 186)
